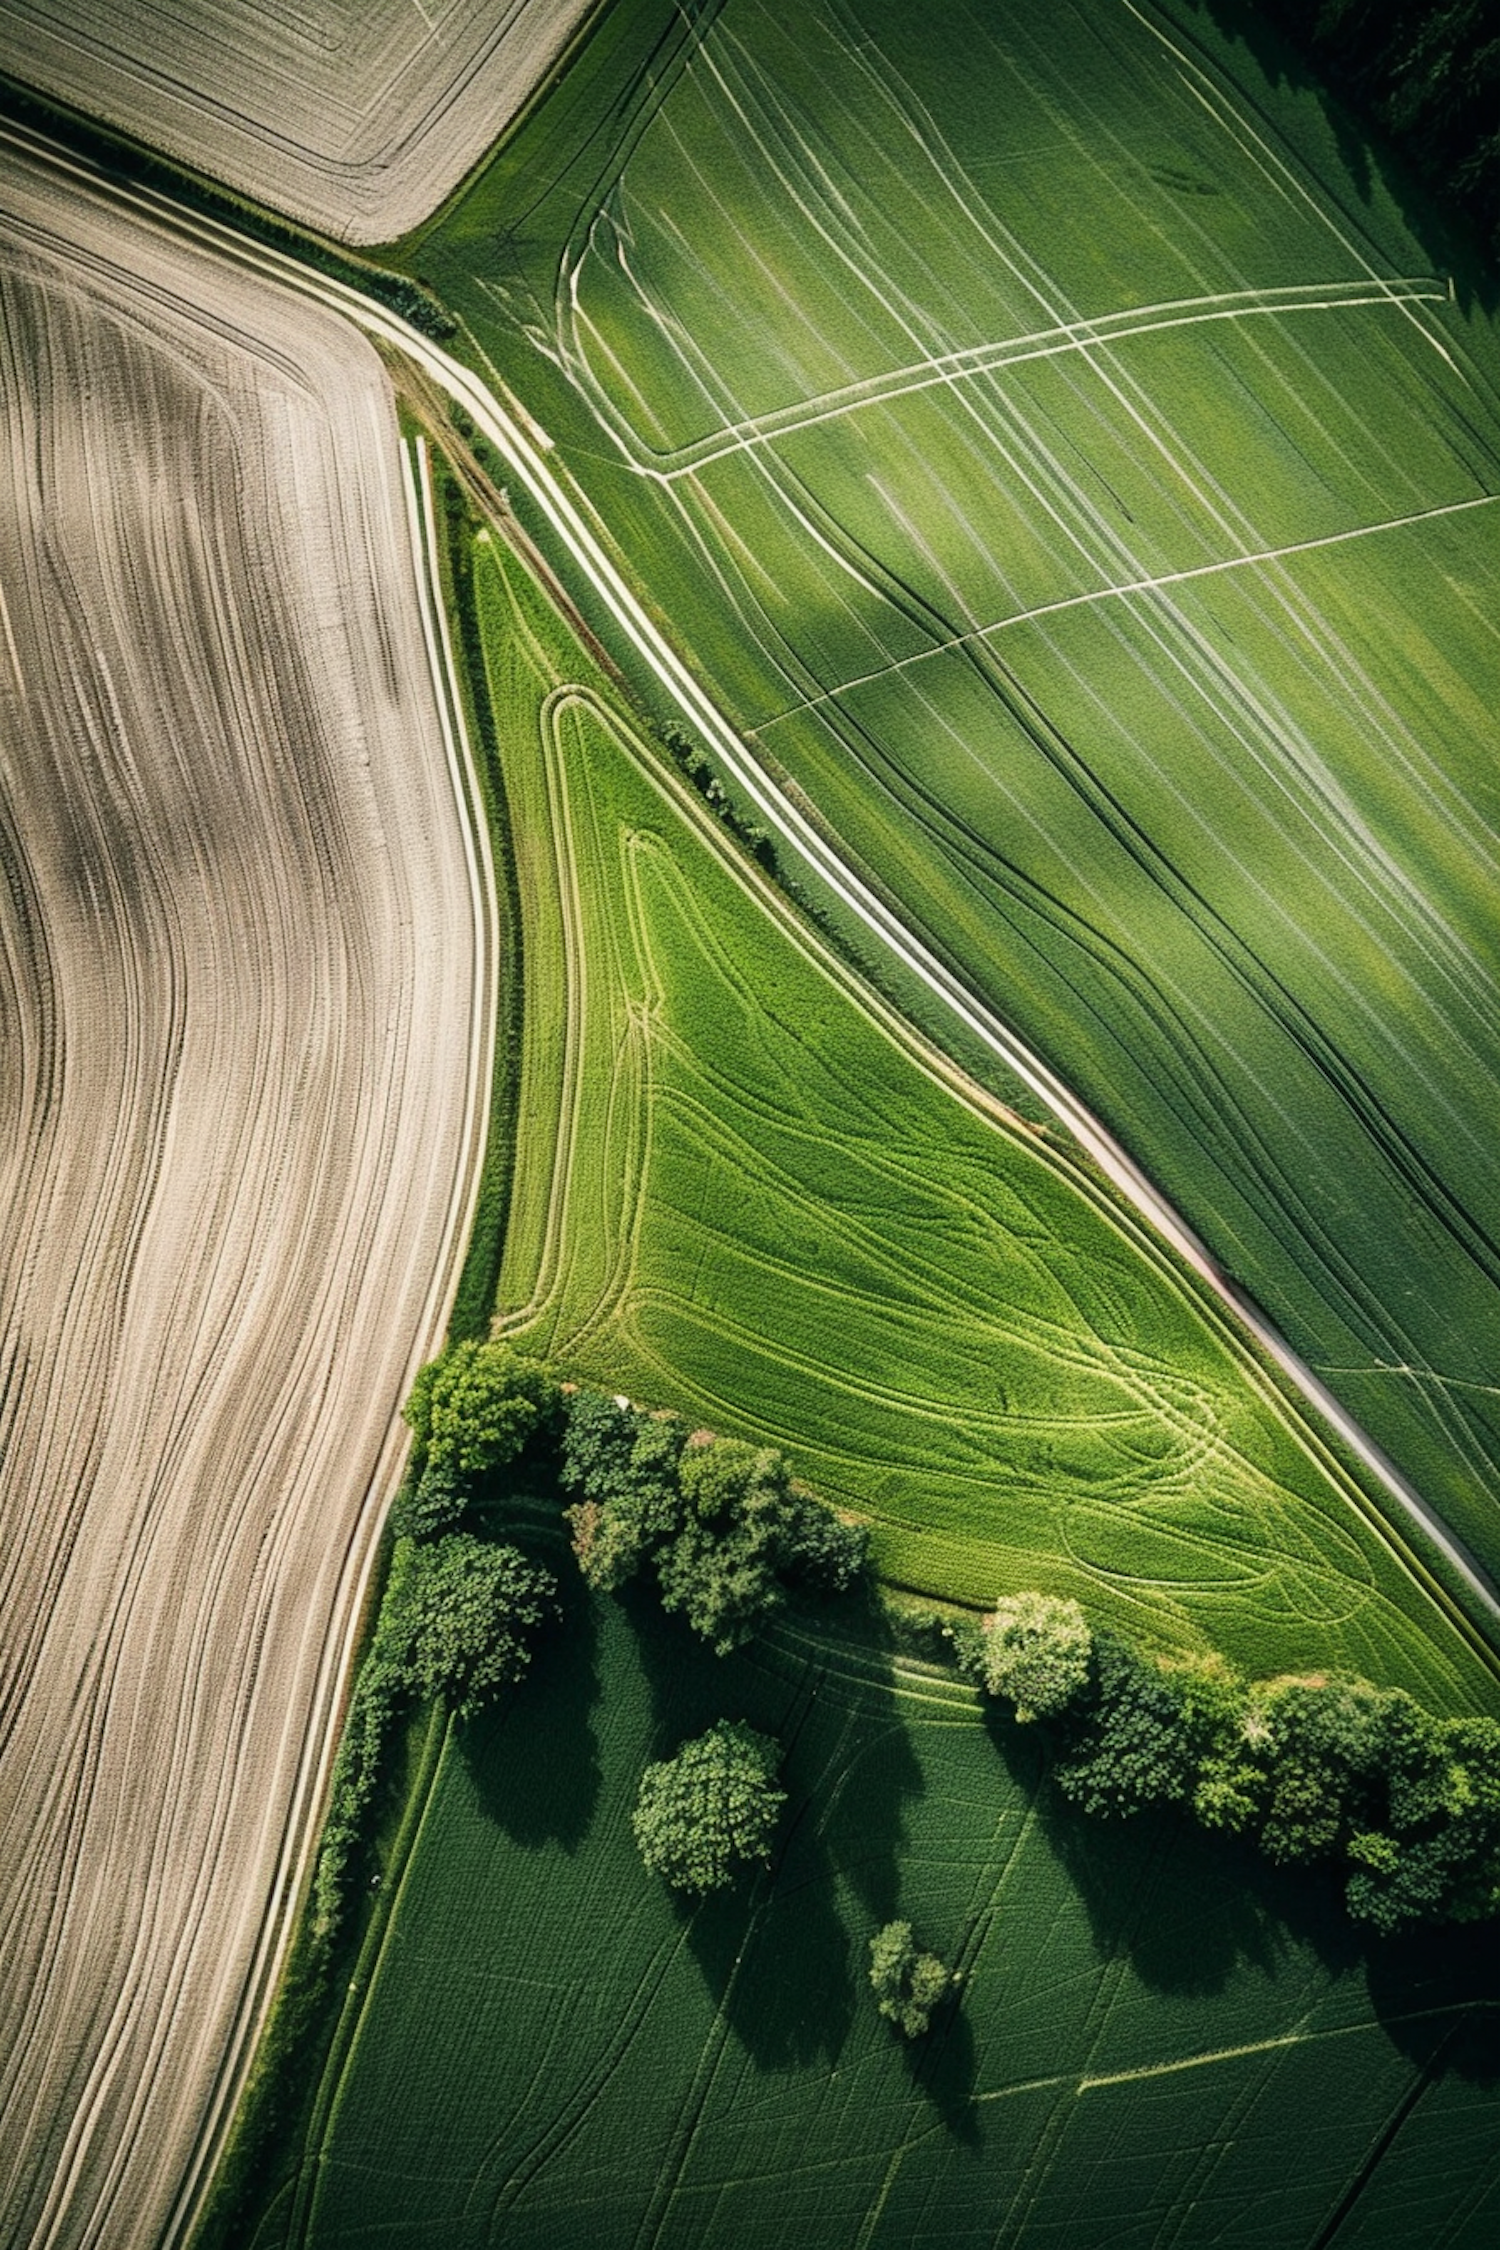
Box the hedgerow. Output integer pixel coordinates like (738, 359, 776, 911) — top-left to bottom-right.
(956, 1594, 1500, 1934)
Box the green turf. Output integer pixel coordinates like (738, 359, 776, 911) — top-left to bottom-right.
(469, 531, 1493, 1708)
(404, 0, 1500, 1584)
(249, 1531, 1500, 2250)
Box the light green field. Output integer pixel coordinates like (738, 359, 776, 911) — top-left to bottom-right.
(409, 0, 1500, 1583)
(247, 1540, 1500, 2250)
(476, 532, 1492, 1706)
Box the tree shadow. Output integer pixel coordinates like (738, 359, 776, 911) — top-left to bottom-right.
(986, 1704, 1359, 1998)
(896, 1992, 980, 2146)
(623, 1580, 929, 2078)
(1191, 0, 1500, 317)
(983, 1702, 1499, 2087)
(1363, 1917, 1500, 2088)
(458, 1517, 603, 1852)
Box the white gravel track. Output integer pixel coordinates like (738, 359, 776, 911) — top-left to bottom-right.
(0, 0, 596, 242)
(0, 150, 484, 2250)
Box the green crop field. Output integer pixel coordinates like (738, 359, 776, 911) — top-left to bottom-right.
(466, 531, 1491, 1708)
(236, 1529, 1500, 2250)
(407, 0, 1500, 1585)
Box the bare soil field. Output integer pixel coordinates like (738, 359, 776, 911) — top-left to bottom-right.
(0, 149, 484, 2250)
(0, 0, 594, 242)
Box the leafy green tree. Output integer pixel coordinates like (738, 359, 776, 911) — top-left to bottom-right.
(969, 1591, 1093, 1722)
(388, 1460, 467, 1543)
(403, 1341, 560, 1482)
(631, 1719, 785, 1894)
(779, 1488, 868, 1594)
(566, 1403, 687, 1590)
(868, 1919, 953, 2037)
(1345, 1709, 1500, 1933)
(384, 1533, 556, 1718)
(563, 1398, 865, 1651)
(1183, 1657, 1267, 1835)
(1052, 1635, 1201, 1817)
(1253, 1677, 1389, 1864)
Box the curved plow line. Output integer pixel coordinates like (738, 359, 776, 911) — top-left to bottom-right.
(471, 683, 1473, 1660)
(16, 122, 1492, 1639)
(114, 428, 498, 2250)
(583, 278, 1449, 480)
(499, 683, 658, 1352)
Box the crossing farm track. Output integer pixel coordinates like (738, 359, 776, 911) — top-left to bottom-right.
(0, 0, 596, 242)
(0, 152, 487, 2250)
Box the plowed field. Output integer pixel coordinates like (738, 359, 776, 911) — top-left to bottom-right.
(0, 150, 484, 2250)
(0, 0, 595, 242)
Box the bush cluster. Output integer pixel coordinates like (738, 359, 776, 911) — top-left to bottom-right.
(561, 1389, 867, 1652)
(957, 1592, 1500, 1934)
(654, 720, 778, 873)
(312, 1345, 563, 1938)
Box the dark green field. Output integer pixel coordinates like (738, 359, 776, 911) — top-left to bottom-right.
(240, 1523, 1500, 2250)
(403, 0, 1500, 1585)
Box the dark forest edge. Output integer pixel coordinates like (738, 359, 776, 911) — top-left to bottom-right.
(1235, 0, 1500, 268)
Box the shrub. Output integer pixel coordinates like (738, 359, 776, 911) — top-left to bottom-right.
(403, 1341, 560, 1483)
(868, 1919, 953, 2037)
(632, 1719, 785, 1894)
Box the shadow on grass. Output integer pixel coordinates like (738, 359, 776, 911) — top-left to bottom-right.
(458, 1513, 603, 1853)
(1190, 0, 1500, 318)
(984, 1702, 1499, 2085)
(621, 1580, 946, 2089)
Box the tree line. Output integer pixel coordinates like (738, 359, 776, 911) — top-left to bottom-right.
(313, 1340, 1499, 1960)
(954, 1590, 1500, 1936)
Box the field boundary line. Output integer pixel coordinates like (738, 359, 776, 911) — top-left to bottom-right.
(575, 276, 1448, 480)
(761, 490, 1500, 722)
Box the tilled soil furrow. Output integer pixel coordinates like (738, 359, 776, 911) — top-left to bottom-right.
(0, 150, 482, 2250)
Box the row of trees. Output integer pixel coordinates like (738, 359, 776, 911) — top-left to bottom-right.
(957, 1593, 1500, 1934)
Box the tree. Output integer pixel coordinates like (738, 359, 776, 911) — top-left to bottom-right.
(562, 1395, 866, 1652)
(868, 1919, 953, 2038)
(403, 1341, 560, 1483)
(565, 1400, 686, 1591)
(1052, 1635, 1200, 1817)
(388, 1460, 467, 1543)
(383, 1533, 556, 1718)
(969, 1591, 1093, 1721)
(631, 1720, 785, 1894)
(1253, 1677, 1389, 1865)
(1344, 1709, 1500, 1933)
